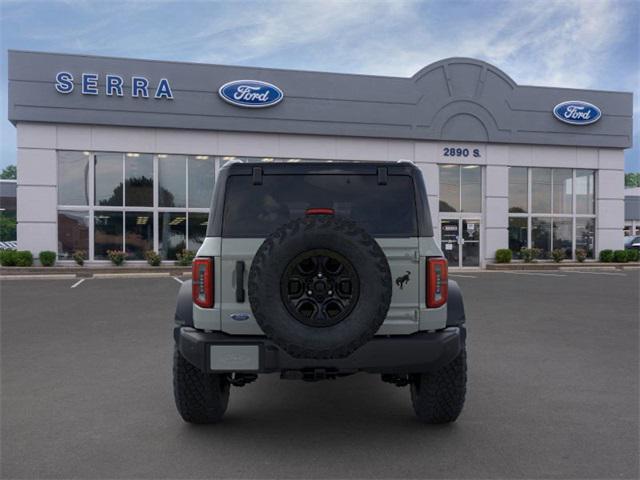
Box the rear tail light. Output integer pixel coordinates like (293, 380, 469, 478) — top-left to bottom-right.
(427, 258, 448, 308)
(305, 208, 335, 215)
(192, 257, 214, 308)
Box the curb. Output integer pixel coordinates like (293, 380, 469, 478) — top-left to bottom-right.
(0, 269, 192, 280)
(486, 262, 638, 271)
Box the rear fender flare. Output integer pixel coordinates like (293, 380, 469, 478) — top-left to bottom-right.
(175, 279, 193, 327)
(446, 280, 466, 327)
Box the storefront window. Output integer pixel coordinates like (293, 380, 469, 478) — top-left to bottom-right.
(95, 153, 123, 206)
(576, 218, 595, 258)
(125, 153, 153, 207)
(188, 212, 209, 251)
(508, 167, 527, 213)
(58, 210, 89, 259)
(461, 165, 481, 212)
(531, 168, 552, 213)
(575, 170, 595, 214)
(552, 217, 572, 258)
(159, 155, 186, 207)
(188, 156, 215, 208)
(159, 212, 187, 260)
(531, 217, 551, 258)
(94, 211, 123, 259)
(552, 169, 572, 214)
(508, 217, 527, 258)
(439, 165, 459, 212)
(58, 151, 90, 205)
(125, 212, 153, 260)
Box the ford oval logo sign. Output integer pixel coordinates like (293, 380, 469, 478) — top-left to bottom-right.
(218, 80, 283, 108)
(553, 100, 601, 125)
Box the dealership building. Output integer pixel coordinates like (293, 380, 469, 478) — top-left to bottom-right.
(7, 50, 633, 267)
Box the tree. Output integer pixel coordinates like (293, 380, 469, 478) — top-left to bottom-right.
(1, 165, 16, 179)
(625, 172, 640, 188)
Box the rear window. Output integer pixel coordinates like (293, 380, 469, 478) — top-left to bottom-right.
(222, 174, 418, 237)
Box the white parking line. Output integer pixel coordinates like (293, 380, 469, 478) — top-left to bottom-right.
(172, 276, 184, 284)
(568, 270, 626, 276)
(499, 271, 566, 277)
(450, 274, 477, 278)
(70, 278, 86, 288)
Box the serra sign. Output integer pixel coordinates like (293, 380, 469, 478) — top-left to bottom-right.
(55, 72, 174, 99)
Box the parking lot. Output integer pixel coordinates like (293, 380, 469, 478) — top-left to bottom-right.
(1, 269, 639, 479)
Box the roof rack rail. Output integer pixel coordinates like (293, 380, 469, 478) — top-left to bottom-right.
(396, 159, 415, 165)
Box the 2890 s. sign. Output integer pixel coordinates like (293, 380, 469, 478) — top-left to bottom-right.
(553, 100, 601, 125)
(218, 80, 284, 108)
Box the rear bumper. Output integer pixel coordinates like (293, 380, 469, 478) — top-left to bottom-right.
(175, 326, 465, 375)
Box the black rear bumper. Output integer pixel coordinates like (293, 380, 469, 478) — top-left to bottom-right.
(175, 326, 465, 375)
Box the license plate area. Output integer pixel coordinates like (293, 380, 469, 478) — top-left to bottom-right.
(209, 345, 260, 371)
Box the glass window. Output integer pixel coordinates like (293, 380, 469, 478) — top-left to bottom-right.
(58, 151, 90, 205)
(461, 165, 481, 212)
(531, 217, 551, 259)
(508, 167, 528, 213)
(552, 217, 573, 258)
(159, 212, 187, 260)
(94, 211, 123, 259)
(223, 174, 418, 237)
(576, 170, 595, 214)
(553, 169, 572, 214)
(125, 212, 153, 260)
(439, 165, 459, 212)
(58, 210, 89, 259)
(95, 153, 123, 206)
(508, 217, 527, 258)
(188, 212, 209, 251)
(531, 168, 552, 213)
(576, 218, 595, 259)
(158, 155, 186, 208)
(125, 154, 153, 207)
(188, 156, 215, 208)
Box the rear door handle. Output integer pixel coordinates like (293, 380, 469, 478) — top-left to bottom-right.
(235, 261, 245, 303)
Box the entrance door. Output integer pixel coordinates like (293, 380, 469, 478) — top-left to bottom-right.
(440, 218, 481, 267)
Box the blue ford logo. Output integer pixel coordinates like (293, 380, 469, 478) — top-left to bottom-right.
(553, 100, 601, 125)
(218, 80, 283, 108)
(230, 312, 250, 321)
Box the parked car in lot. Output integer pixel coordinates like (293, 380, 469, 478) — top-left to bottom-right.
(173, 160, 467, 424)
(624, 236, 640, 250)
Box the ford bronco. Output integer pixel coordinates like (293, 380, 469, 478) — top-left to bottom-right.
(174, 160, 467, 424)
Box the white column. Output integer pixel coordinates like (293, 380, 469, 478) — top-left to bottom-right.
(596, 149, 625, 252)
(484, 165, 509, 263)
(16, 123, 58, 256)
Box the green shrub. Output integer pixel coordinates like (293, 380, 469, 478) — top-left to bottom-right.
(613, 250, 628, 263)
(107, 250, 127, 266)
(551, 249, 565, 263)
(73, 250, 87, 266)
(495, 249, 512, 263)
(520, 248, 534, 263)
(175, 249, 195, 266)
(15, 250, 34, 267)
(144, 250, 161, 266)
(39, 250, 57, 267)
(0, 249, 18, 266)
(599, 249, 614, 262)
(626, 249, 639, 262)
(575, 249, 587, 263)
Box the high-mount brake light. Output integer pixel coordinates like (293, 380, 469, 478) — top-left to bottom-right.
(192, 257, 214, 308)
(426, 258, 448, 308)
(305, 208, 335, 215)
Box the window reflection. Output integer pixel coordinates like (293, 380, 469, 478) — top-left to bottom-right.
(508, 217, 527, 258)
(531, 168, 552, 213)
(188, 212, 209, 251)
(58, 151, 90, 205)
(94, 211, 123, 259)
(58, 211, 89, 259)
(461, 165, 481, 212)
(158, 155, 186, 208)
(508, 167, 527, 213)
(95, 153, 123, 206)
(125, 212, 153, 259)
(552, 169, 572, 214)
(159, 212, 186, 260)
(125, 154, 153, 207)
(188, 156, 215, 208)
(439, 165, 459, 212)
(552, 217, 572, 258)
(576, 170, 595, 214)
(576, 218, 595, 258)
(532, 217, 551, 258)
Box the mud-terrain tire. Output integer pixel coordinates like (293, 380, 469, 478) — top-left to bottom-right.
(248, 215, 392, 359)
(410, 347, 467, 423)
(173, 344, 230, 424)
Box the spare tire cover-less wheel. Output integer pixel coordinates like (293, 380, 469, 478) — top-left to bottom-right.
(248, 215, 392, 359)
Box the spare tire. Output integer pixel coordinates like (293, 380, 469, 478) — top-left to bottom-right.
(248, 215, 392, 359)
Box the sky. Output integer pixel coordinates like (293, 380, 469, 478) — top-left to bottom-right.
(0, 0, 638, 172)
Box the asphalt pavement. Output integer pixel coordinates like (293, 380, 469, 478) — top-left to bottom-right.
(1, 270, 638, 479)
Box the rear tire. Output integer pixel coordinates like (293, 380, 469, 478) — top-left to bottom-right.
(173, 344, 230, 424)
(410, 348, 467, 424)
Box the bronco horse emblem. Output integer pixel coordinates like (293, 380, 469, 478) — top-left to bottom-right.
(395, 271, 411, 289)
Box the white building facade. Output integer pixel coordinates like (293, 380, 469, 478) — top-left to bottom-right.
(8, 51, 633, 267)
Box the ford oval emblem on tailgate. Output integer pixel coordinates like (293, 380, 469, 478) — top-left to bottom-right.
(230, 312, 250, 321)
(218, 80, 284, 108)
